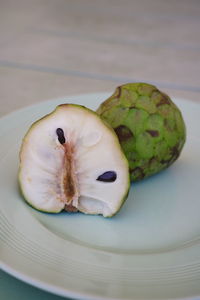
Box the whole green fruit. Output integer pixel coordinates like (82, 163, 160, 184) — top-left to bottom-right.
(97, 83, 186, 181)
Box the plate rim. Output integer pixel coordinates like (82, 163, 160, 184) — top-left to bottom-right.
(1, 93, 200, 300)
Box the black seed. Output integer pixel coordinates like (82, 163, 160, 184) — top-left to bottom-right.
(56, 128, 66, 144)
(97, 171, 117, 182)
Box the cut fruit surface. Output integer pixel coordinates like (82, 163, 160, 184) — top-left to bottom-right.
(19, 104, 130, 217)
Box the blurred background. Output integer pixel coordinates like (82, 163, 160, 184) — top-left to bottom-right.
(0, 0, 200, 299)
(0, 0, 200, 118)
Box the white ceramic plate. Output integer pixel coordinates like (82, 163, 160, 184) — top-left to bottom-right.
(0, 93, 200, 300)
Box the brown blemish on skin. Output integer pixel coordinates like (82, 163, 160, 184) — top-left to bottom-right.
(164, 119, 174, 132)
(130, 167, 145, 181)
(116, 86, 121, 98)
(170, 145, 180, 162)
(146, 130, 159, 137)
(160, 158, 170, 164)
(114, 125, 134, 143)
(149, 156, 157, 165)
(161, 145, 180, 165)
(156, 95, 171, 107)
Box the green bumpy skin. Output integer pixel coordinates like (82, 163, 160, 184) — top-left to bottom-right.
(97, 83, 186, 181)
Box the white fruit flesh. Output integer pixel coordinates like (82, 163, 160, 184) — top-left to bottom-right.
(19, 104, 130, 217)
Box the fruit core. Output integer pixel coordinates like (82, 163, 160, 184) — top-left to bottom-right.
(56, 128, 117, 213)
(56, 128, 79, 212)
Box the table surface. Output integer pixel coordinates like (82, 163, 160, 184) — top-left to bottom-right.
(0, 1, 200, 299)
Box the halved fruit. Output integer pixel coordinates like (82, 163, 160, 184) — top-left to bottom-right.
(19, 104, 130, 217)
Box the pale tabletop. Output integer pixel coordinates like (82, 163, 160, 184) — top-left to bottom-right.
(0, 0, 200, 299)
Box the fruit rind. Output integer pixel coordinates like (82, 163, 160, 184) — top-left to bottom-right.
(97, 83, 186, 181)
(19, 104, 130, 217)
